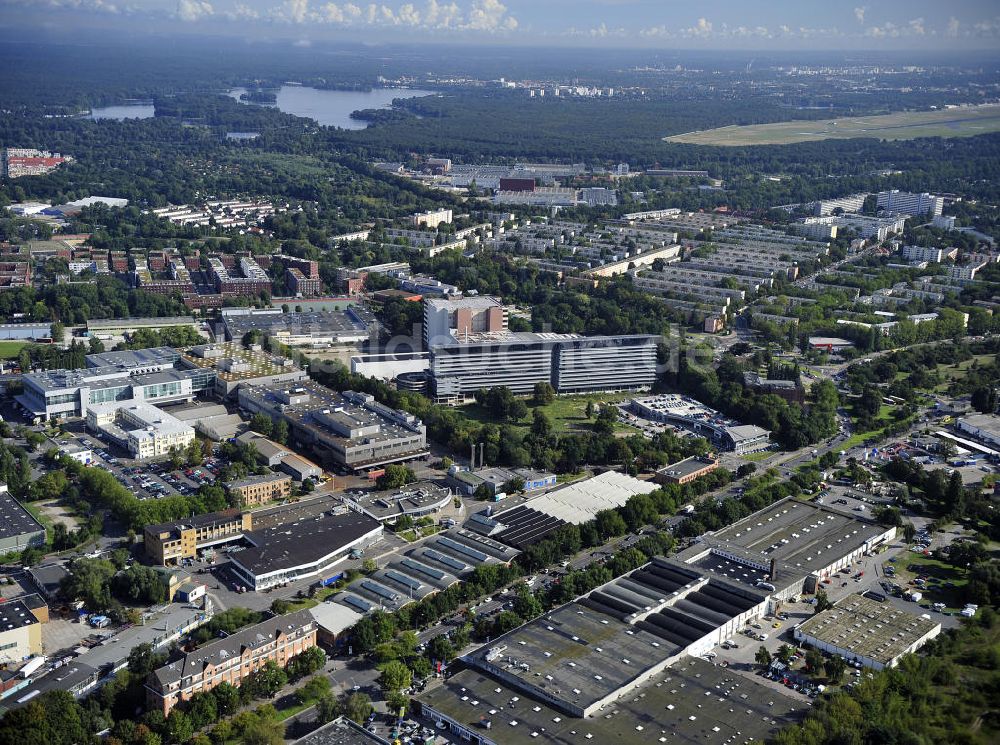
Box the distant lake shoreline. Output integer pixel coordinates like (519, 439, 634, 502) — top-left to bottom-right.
(227, 85, 436, 129)
(86, 85, 435, 127)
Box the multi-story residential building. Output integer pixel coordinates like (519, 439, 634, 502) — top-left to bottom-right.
(948, 258, 990, 282)
(209, 256, 272, 297)
(225, 472, 292, 507)
(86, 400, 195, 460)
(144, 509, 253, 565)
(4, 148, 71, 179)
(877, 190, 944, 217)
(800, 214, 906, 242)
(901, 245, 958, 264)
(273, 254, 319, 279)
(0, 262, 31, 289)
(146, 609, 317, 716)
(286, 267, 321, 297)
(809, 194, 868, 216)
(411, 208, 453, 228)
(238, 381, 428, 472)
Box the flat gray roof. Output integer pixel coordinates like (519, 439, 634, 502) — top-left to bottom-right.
(0, 490, 45, 541)
(795, 594, 940, 665)
(420, 656, 804, 745)
(706, 498, 888, 574)
(233, 511, 382, 577)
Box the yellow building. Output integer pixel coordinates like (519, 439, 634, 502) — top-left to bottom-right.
(225, 472, 292, 507)
(0, 599, 43, 664)
(144, 510, 253, 566)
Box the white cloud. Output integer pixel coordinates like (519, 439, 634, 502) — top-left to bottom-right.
(908, 17, 925, 36)
(271, 0, 309, 22)
(972, 16, 1000, 37)
(263, 0, 508, 29)
(177, 0, 212, 21)
(853, 6, 865, 24)
(424, 0, 460, 27)
(945, 17, 960, 38)
(682, 17, 712, 38)
(230, 2, 258, 18)
(465, 0, 515, 31)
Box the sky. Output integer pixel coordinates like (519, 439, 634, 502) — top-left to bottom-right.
(3, 0, 1000, 49)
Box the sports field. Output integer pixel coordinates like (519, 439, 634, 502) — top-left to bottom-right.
(665, 104, 1000, 146)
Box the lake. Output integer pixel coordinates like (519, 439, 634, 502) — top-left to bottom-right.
(88, 103, 155, 120)
(228, 85, 435, 129)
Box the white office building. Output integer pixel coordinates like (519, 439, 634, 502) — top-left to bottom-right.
(86, 400, 195, 460)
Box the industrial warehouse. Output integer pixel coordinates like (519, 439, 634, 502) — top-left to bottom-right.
(418, 555, 802, 743)
(793, 594, 942, 670)
(222, 308, 377, 348)
(472, 470, 657, 549)
(676, 497, 896, 598)
(228, 510, 384, 591)
(335, 528, 519, 615)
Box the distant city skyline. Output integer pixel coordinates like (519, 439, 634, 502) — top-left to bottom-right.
(1, 0, 999, 50)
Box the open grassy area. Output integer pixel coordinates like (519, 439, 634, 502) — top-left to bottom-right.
(665, 104, 1000, 146)
(457, 392, 640, 435)
(843, 403, 901, 449)
(21, 500, 55, 544)
(0, 341, 28, 359)
(933, 354, 997, 393)
(885, 550, 970, 611)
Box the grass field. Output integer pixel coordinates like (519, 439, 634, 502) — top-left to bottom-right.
(885, 550, 970, 611)
(458, 392, 640, 435)
(665, 104, 1000, 146)
(934, 354, 997, 393)
(0, 341, 27, 359)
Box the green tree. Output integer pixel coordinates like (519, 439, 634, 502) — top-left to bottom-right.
(212, 682, 241, 716)
(315, 694, 341, 724)
(971, 386, 998, 414)
(187, 438, 204, 466)
(755, 646, 772, 670)
(295, 675, 331, 705)
(532, 381, 555, 406)
(805, 649, 824, 673)
(50, 322, 65, 343)
(240, 717, 284, 745)
(593, 405, 619, 435)
(273, 419, 289, 445)
(814, 588, 833, 613)
(246, 661, 287, 699)
(386, 690, 409, 716)
(249, 413, 274, 437)
(378, 659, 412, 691)
(343, 692, 372, 724)
(165, 710, 193, 744)
(824, 655, 847, 683)
(375, 464, 416, 491)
